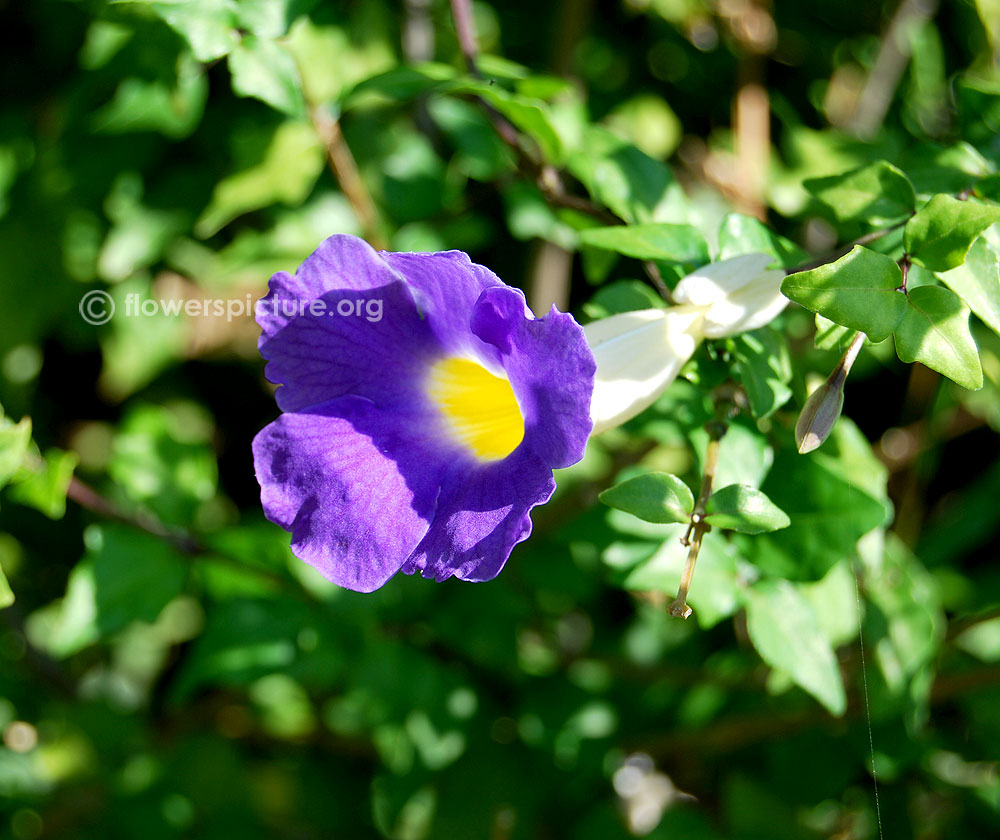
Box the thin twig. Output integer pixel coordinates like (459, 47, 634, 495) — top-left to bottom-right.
(67, 477, 199, 554)
(897, 253, 911, 292)
(450, 0, 481, 75)
(447, 0, 620, 227)
(848, 0, 940, 138)
(310, 107, 387, 251)
(66, 477, 298, 594)
(670, 400, 732, 619)
(786, 219, 908, 275)
(643, 261, 675, 304)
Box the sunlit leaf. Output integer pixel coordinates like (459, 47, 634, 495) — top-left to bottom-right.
(938, 235, 1000, 336)
(705, 484, 790, 534)
(745, 579, 847, 715)
(781, 246, 907, 342)
(227, 36, 306, 117)
(579, 223, 709, 265)
(195, 121, 325, 237)
(599, 472, 694, 525)
(904, 194, 1000, 271)
(893, 285, 983, 390)
(805, 160, 916, 224)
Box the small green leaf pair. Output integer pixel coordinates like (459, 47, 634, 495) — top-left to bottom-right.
(598, 472, 790, 535)
(782, 243, 984, 390)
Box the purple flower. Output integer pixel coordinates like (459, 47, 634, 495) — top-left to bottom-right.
(252, 235, 596, 592)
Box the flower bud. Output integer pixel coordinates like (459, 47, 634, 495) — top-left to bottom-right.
(585, 253, 789, 434)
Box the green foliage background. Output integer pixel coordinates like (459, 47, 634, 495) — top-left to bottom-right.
(2, 0, 1000, 837)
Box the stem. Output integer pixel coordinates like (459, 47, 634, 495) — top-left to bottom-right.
(66, 477, 298, 594)
(643, 261, 675, 304)
(670, 417, 728, 619)
(897, 253, 911, 293)
(447, 0, 620, 226)
(848, 0, 940, 139)
(834, 331, 866, 389)
(786, 219, 908, 275)
(310, 107, 387, 251)
(449, 0, 481, 75)
(67, 477, 199, 554)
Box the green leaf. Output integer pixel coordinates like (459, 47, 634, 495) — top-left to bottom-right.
(0, 416, 31, 489)
(717, 213, 807, 268)
(0, 536, 16, 608)
(195, 121, 325, 237)
(805, 160, 916, 224)
(900, 141, 992, 196)
(613, 528, 743, 629)
(752, 437, 889, 581)
(579, 224, 709, 265)
(689, 421, 772, 490)
(599, 472, 695, 525)
(98, 172, 188, 281)
(0, 560, 12, 608)
(109, 402, 218, 525)
(938, 235, 1000, 336)
(227, 36, 306, 117)
(234, 0, 300, 38)
(287, 17, 398, 105)
(582, 280, 665, 319)
(904, 194, 1000, 271)
(865, 534, 944, 696)
(603, 93, 681, 160)
(131, 0, 241, 62)
(91, 54, 207, 139)
(800, 560, 860, 648)
(705, 484, 790, 534)
(457, 82, 564, 164)
(8, 449, 78, 519)
(744, 579, 847, 715)
(27, 524, 187, 658)
(169, 597, 334, 701)
(892, 285, 983, 390)
(98, 278, 189, 400)
(732, 327, 793, 418)
(566, 126, 690, 224)
(781, 245, 907, 342)
(975, 172, 1000, 203)
(343, 63, 457, 107)
(814, 314, 855, 350)
(426, 97, 513, 182)
(89, 525, 188, 636)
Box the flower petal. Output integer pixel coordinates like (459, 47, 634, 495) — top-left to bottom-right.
(381, 249, 507, 369)
(698, 268, 787, 338)
(470, 286, 596, 468)
(585, 307, 704, 435)
(402, 448, 555, 583)
(259, 273, 436, 414)
(252, 395, 440, 592)
(673, 252, 775, 305)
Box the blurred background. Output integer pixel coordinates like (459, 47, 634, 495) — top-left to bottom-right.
(1, 0, 1000, 837)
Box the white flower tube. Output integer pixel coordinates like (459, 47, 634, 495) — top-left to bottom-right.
(585, 253, 787, 435)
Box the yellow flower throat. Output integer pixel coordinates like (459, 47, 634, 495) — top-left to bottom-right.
(427, 357, 524, 461)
